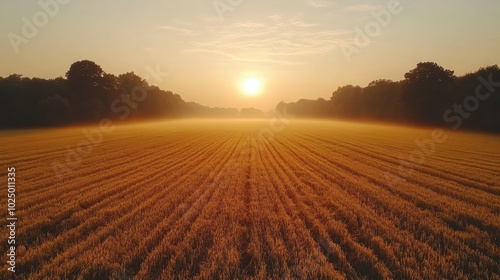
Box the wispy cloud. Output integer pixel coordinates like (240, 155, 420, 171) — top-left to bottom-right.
(308, 0, 335, 8)
(159, 25, 196, 35)
(187, 16, 349, 65)
(268, 14, 282, 22)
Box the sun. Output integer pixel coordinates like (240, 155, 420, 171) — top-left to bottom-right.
(242, 77, 261, 96)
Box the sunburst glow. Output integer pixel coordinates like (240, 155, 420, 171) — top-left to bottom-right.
(242, 77, 261, 96)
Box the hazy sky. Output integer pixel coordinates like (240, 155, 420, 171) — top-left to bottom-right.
(1, 0, 499, 110)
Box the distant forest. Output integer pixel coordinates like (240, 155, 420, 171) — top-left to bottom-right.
(278, 62, 500, 132)
(1, 60, 499, 132)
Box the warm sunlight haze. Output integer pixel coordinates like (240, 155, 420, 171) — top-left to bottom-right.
(1, 1, 500, 279)
(1, 1, 499, 110)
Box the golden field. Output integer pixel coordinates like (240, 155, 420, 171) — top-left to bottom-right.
(1, 119, 499, 279)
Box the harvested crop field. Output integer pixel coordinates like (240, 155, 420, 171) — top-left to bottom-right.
(1, 119, 499, 279)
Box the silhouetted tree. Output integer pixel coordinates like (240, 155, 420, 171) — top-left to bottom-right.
(117, 72, 147, 91)
(402, 62, 455, 124)
(101, 73, 119, 95)
(360, 79, 402, 120)
(109, 72, 149, 119)
(283, 99, 331, 118)
(0, 75, 73, 127)
(240, 108, 265, 118)
(2, 60, 499, 132)
(0, 75, 32, 127)
(34, 94, 72, 126)
(138, 87, 185, 118)
(275, 101, 287, 115)
(66, 60, 105, 93)
(330, 85, 363, 118)
(65, 60, 108, 122)
(450, 65, 500, 132)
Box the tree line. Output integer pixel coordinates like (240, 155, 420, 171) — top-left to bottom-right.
(277, 62, 500, 132)
(0, 60, 262, 129)
(1, 60, 499, 132)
